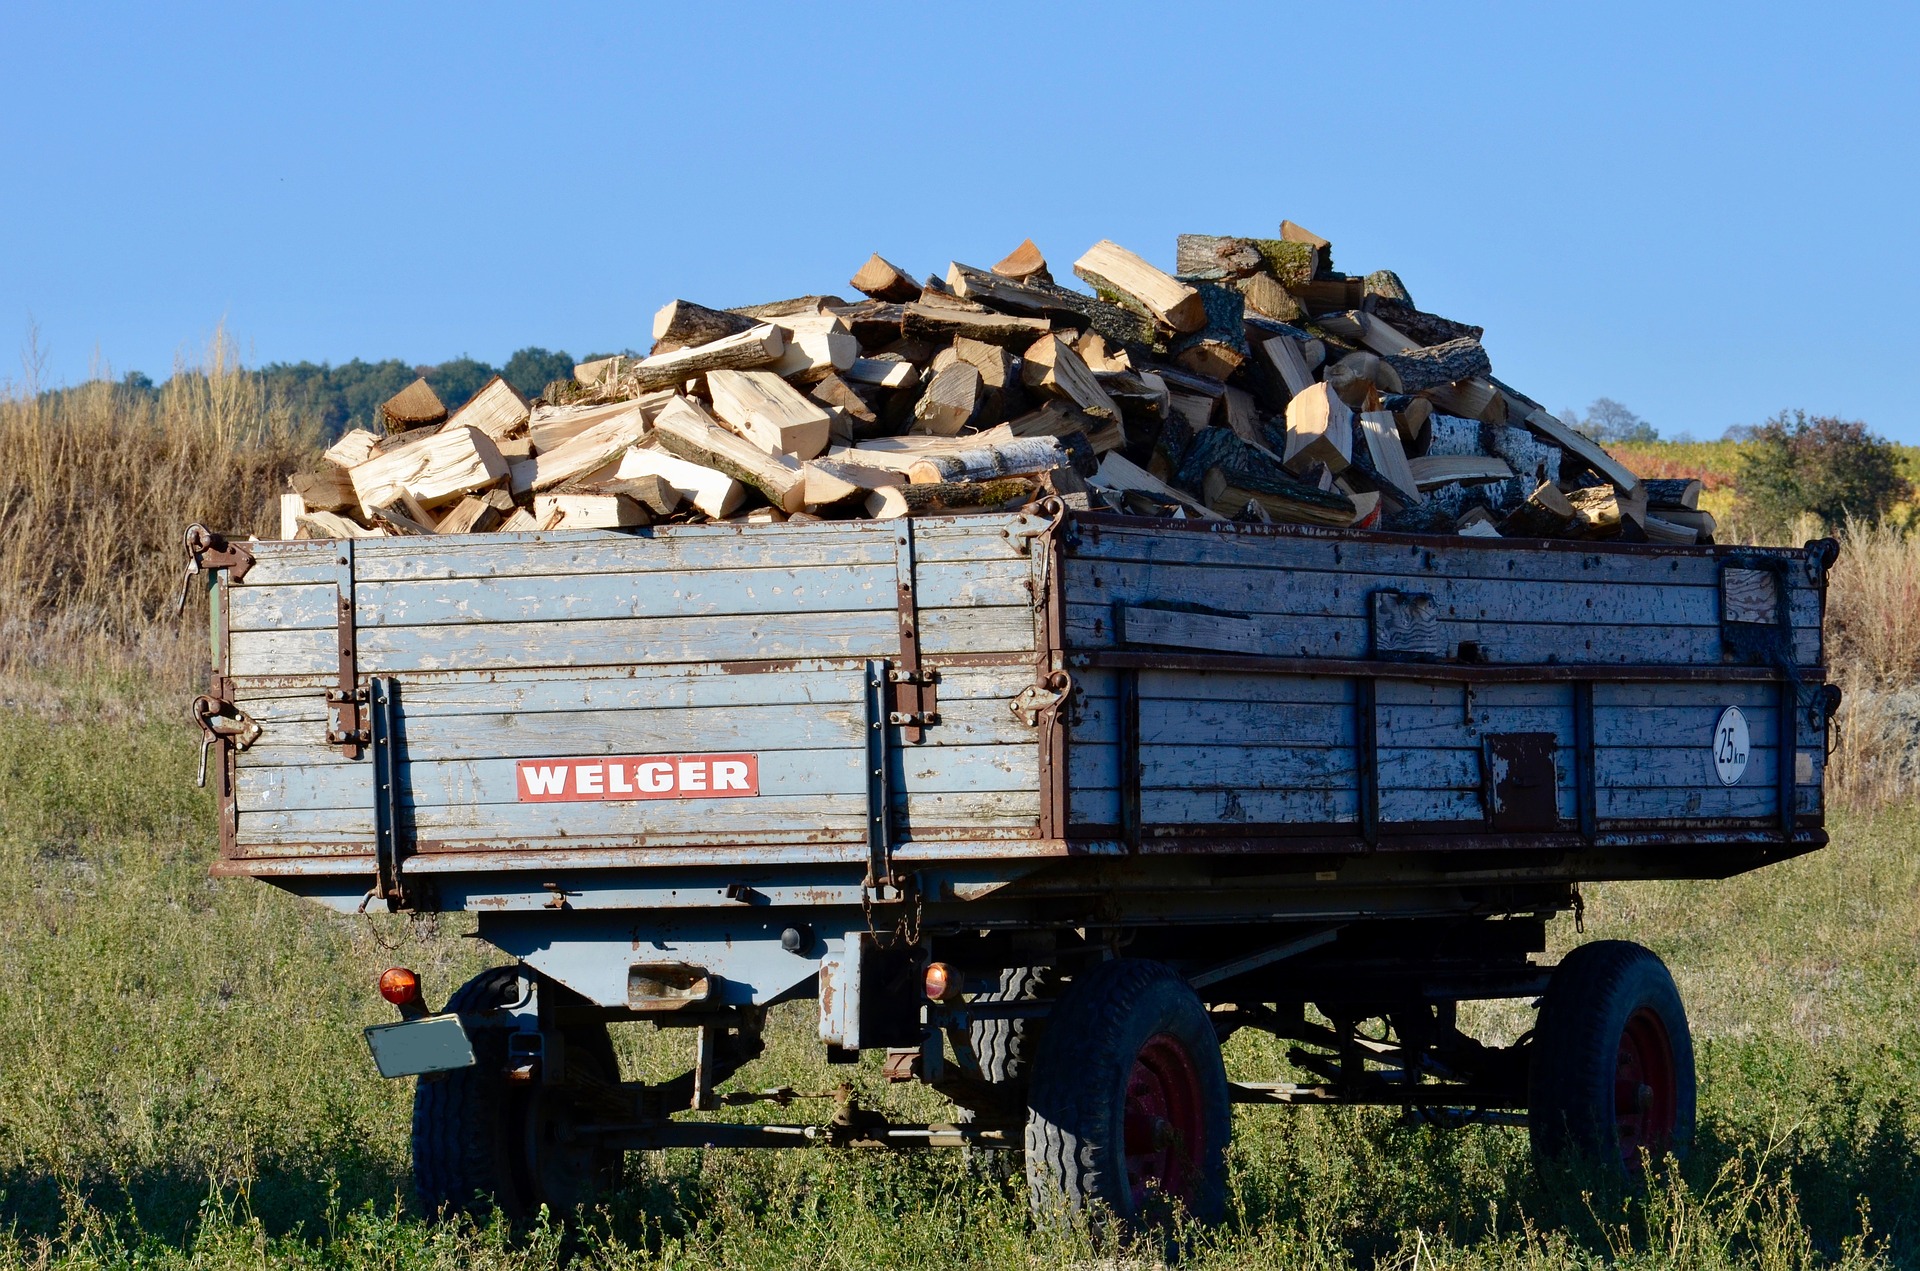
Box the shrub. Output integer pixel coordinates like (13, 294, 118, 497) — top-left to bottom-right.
(1735, 410, 1912, 539)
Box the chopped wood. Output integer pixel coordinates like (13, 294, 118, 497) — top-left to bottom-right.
(1644, 478, 1703, 510)
(1072, 239, 1207, 333)
(592, 473, 680, 516)
(912, 362, 984, 435)
(529, 395, 671, 452)
(351, 426, 508, 515)
(381, 377, 446, 433)
(1456, 511, 1502, 538)
(652, 394, 808, 512)
(952, 335, 1021, 422)
(1381, 338, 1492, 394)
(991, 238, 1051, 284)
(1069, 329, 1130, 374)
(1521, 408, 1644, 498)
(1407, 455, 1514, 491)
(1425, 377, 1500, 422)
(1282, 383, 1353, 474)
(652, 299, 756, 351)
(803, 457, 904, 509)
(368, 498, 437, 536)
(770, 318, 858, 382)
(1643, 514, 1699, 545)
(849, 254, 922, 302)
(1259, 335, 1316, 401)
(892, 476, 1040, 515)
(497, 508, 539, 532)
(1170, 282, 1249, 380)
(844, 355, 919, 388)
(1392, 396, 1433, 447)
(1020, 331, 1123, 425)
(1325, 351, 1399, 404)
(706, 368, 835, 458)
(1363, 270, 1414, 308)
(1567, 484, 1631, 539)
(1174, 234, 1263, 280)
(863, 486, 910, 519)
(1653, 507, 1716, 537)
(1009, 400, 1123, 454)
(573, 354, 628, 386)
(1280, 219, 1331, 251)
(278, 491, 303, 540)
(616, 446, 747, 518)
(535, 493, 647, 530)
(1495, 481, 1577, 538)
(510, 405, 649, 495)
(1358, 411, 1421, 503)
(434, 495, 504, 535)
(626, 324, 786, 392)
(295, 510, 384, 539)
(903, 435, 1074, 485)
(901, 301, 1052, 346)
(1090, 451, 1224, 520)
(439, 375, 529, 441)
(322, 428, 381, 469)
(289, 467, 356, 513)
(946, 261, 1061, 315)
(732, 295, 845, 321)
(1165, 390, 1216, 433)
(1236, 272, 1304, 322)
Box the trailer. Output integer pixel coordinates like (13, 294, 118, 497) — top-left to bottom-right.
(187, 505, 1839, 1225)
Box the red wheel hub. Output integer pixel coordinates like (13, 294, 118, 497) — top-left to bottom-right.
(1122, 1033, 1206, 1208)
(1614, 1006, 1678, 1169)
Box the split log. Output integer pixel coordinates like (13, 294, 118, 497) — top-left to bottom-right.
(1380, 338, 1492, 394)
(1652, 507, 1716, 537)
(849, 254, 922, 302)
(289, 467, 356, 513)
(802, 457, 904, 511)
(1425, 377, 1501, 422)
(770, 317, 858, 382)
(1384, 395, 1432, 448)
(890, 477, 1038, 515)
(653, 395, 808, 512)
(1169, 282, 1248, 380)
(843, 424, 1017, 468)
(945, 261, 1069, 316)
(1258, 335, 1316, 400)
(1021, 332, 1122, 425)
(529, 395, 672, 452)
(1362, 270, 1414, 308)
(1244, 237, 1319, 288)
(953, 335, 1022, 422)
(1164, 390, 1215, 433)
(1495, 482, 1577, 538)
(1407, 455, 1514, 491)
(278, 491, 303, 540)
(322, 428, 381, 469)
(434, 496, 503, 535)
(903, 435, 1074, 485)
(1324, 351, 1399, 405)
(380, 378, 447, 434)
(351, 426, 508, 515)
(1455, 507, 1502, 538)
(1176, 426, 1356, 525)
(1520, 408, 1643, 498)
(991, 238, 1051, 283)
(912, 362, 984, 435)
(831, 299, 907, 347)
(731, 295, 846, 321)
(1280, 219, 1331, 254)
(1360, 301, 1483, 347)
(1236, 272, 1304, 322)
(534, 493, 647, 530)
(706, 368, 835, 458)
(1089, 451, 1223, 519)
(497, 509, 538, 532)
(514, 406, 649, 494)
(1566, 485, 1633, 539)
(440, 375, 528, 440)
(1643, 514, 1699, 545)
(1221, 387, 1270, 453)
(368, 498, 436, 536)
(1009, 400, 1122, 454)
(844, 355, 919, 389)
(573, 354, 628, 386)
(627, 324, 786, 392)
(1072, 240, 1207, 333)
(1174, 234, 1264, 280)
(1282, 383, 1353, 474)
(1644, 478, 1703, 510)
(616, 446, 747, 518)
(1358, 411, 1421, 503)
(1069, 329, 1129, 373)
(590, 473, 680, 516)
(653, 299, 755, 351)
(901, 301, 1051, 346)
(295, 510, 383, 539)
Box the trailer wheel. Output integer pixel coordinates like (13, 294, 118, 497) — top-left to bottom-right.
(1024, 960, 1229, 1227)
(412, 967, 621, 1220)
(1528, 940, 1694, 1176)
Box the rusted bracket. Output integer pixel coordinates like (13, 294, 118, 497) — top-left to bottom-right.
(191, 691, 261, 788)
(891, 522, 935, 743)
(174, 524, 255, 614)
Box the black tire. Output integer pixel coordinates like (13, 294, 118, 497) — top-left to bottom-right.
(971, 965, 1057, 1084)
(1528, 940, 1695, 1176)
(412, 966, 621, 1221)
(1024, 959, 1230, 1227)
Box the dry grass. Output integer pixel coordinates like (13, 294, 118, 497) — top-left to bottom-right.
(0, 329, 315, 695)
(1822, 518, 1920, 811)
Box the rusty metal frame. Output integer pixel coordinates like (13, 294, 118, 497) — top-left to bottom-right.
(1076, 649, 1823, 686)
(328, 541, 367, 759)
(888, 523, 935, 744)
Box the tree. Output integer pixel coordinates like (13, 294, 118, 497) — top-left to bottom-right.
(501, 347, 576, 399)
(1735, 410, 1912, 537)
(1573, 397, 1658, 445)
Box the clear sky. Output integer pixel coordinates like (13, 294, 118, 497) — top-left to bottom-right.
(2, 2, 1916, 442)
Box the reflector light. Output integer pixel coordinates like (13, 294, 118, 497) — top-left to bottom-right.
(923, 962, 953, 1002)
(378, 967, 421, 1006)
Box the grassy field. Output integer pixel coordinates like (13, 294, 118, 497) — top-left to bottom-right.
(1, 665, 1917, 1270)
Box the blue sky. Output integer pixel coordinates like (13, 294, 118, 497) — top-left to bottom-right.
(2, 2, 1916, 442)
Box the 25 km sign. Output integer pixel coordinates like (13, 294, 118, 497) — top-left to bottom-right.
(516, 753, 761, 803)
(1712, 707, 1750, 787)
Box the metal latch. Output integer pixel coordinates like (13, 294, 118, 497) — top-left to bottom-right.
(192, 694, 261, 787)
(174, 524, 255, 614)
(1010, 683, 1064, 727)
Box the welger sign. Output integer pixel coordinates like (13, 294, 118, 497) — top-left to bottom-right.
(516, 754, 760, 802)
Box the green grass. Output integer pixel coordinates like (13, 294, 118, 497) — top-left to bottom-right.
(3, 673, 1918, 1269)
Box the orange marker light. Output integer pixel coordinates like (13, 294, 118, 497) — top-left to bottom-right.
(923, 962, 953, 1002)
(378, 966, 421, 1007)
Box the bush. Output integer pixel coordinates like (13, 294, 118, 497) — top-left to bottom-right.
(1735, 410, 1912, 539)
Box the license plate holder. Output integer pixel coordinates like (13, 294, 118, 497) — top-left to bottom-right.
(364, 1013, 475, 1078)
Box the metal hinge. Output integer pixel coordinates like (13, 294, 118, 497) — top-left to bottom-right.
(1009, 683, 1064, 727)
(192, 693, 261, 788)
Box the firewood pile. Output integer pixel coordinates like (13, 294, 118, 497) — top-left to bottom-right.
(281, 222, 1710, 544)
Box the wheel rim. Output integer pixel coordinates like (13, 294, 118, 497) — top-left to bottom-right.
(1613, 1006, 1678, 1169)
(1122, 1033, 1206, 1209)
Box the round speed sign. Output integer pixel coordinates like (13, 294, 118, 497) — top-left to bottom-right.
(1713, 706, 1750, 787)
